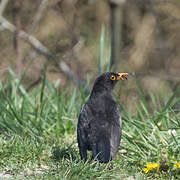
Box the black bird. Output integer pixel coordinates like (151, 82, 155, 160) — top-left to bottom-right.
(77, 72, 128, 163)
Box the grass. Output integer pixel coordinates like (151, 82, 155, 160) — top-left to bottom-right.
(0, 69, 179, 180)
(0, 29, 180, 179)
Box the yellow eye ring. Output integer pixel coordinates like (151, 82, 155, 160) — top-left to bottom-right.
(110, 75, 116, 80)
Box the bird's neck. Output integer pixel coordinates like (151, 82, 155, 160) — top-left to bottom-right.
(90, 85, 113, 99)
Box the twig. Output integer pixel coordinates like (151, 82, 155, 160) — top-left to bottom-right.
(0, 0, 9, 16)
(13, 0, 22, 75)
(29, 0, 49, 33)
(0, 17, 87, 89)
(0, 16, 52, 57)
(0, 0, 9, 31)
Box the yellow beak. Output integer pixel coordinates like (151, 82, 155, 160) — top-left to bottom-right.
(117, 73, 128, 80)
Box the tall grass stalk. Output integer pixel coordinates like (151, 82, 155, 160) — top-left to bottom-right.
(98, 25, 105, 74)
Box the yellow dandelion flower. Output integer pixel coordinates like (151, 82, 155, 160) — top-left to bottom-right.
(174, 161, 180, 168)
(147, 163, 160, 170)
(143, 168, 149, 174)
(143, 163, 160, 173)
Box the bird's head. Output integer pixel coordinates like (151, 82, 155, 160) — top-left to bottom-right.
(91, 72, 128, 97)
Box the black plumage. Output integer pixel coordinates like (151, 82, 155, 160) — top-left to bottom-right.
(77, 72, 128, 163)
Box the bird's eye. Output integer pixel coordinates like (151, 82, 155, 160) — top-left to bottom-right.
(110, 75, 116, 80)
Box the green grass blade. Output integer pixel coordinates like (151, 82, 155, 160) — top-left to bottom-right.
(98, 25, 105, 74)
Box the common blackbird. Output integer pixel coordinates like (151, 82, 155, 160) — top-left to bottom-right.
(77, 72, 128, 163)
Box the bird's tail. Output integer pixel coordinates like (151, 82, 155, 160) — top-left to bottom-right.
(94, 138, 111, 163)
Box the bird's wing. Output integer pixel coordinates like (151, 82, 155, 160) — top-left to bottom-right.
(77, 103, 93, 149)
(78, 103, 93, 129)
(110, 106, 122, 159)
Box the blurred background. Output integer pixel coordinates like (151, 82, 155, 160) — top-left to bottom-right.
(0, 0, 180, 113)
